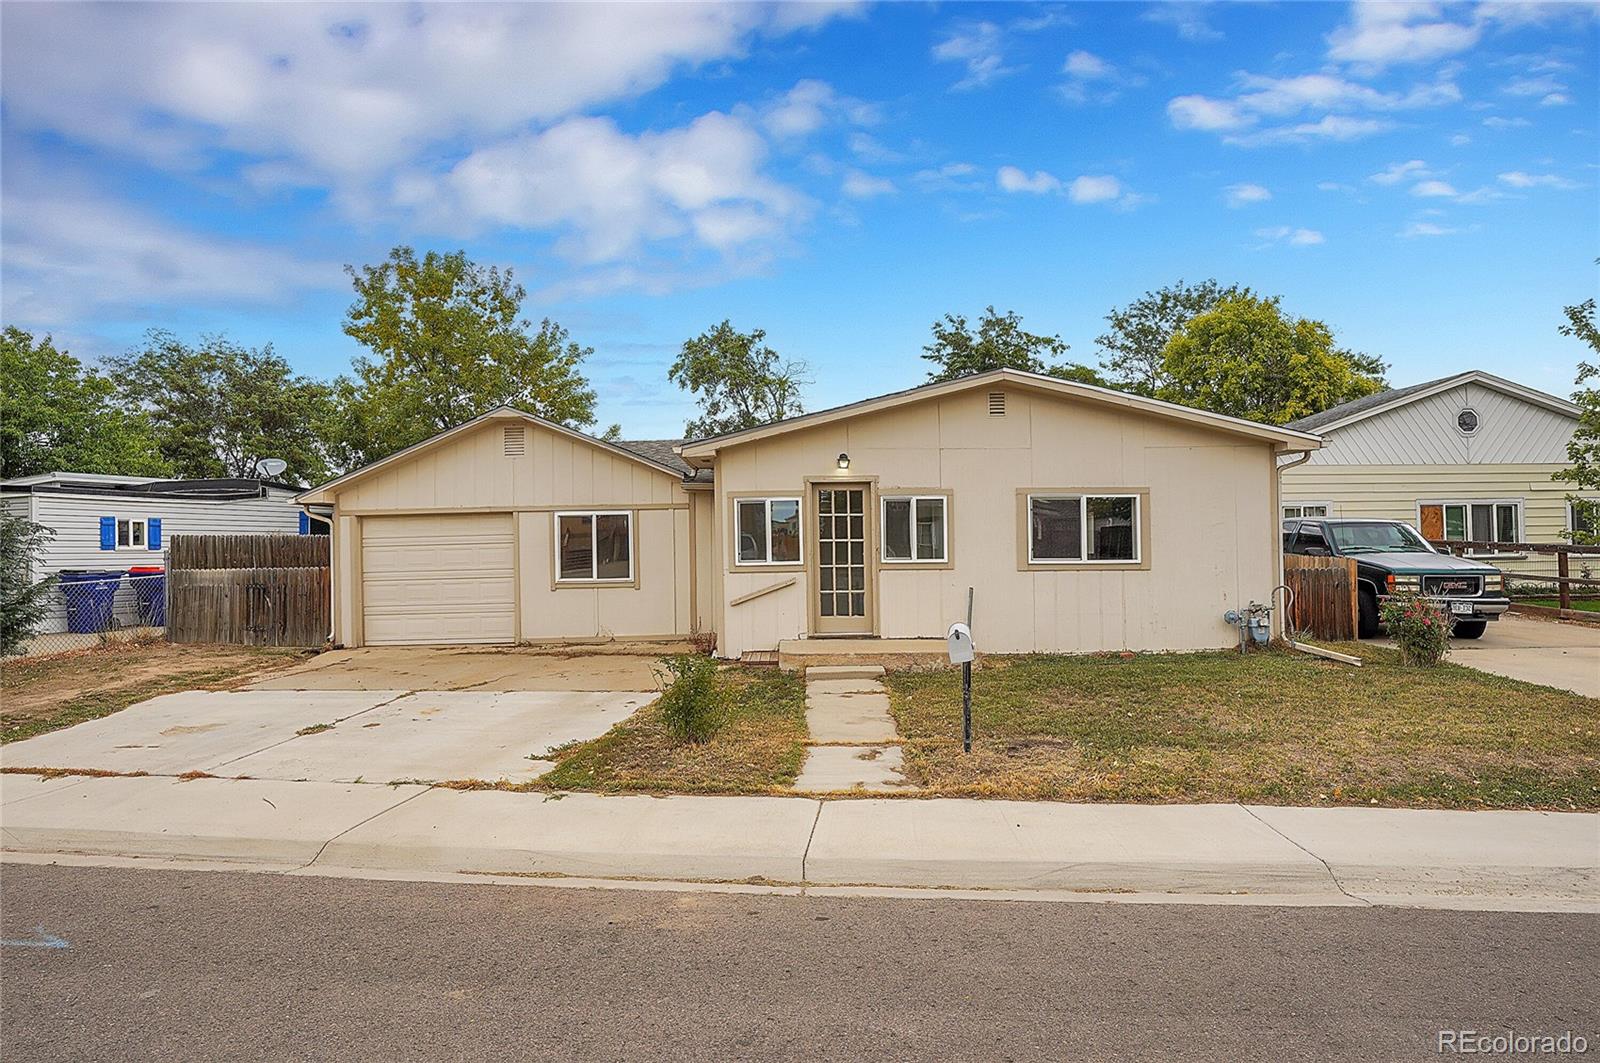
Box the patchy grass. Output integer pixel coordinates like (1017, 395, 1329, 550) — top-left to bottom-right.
(1, 642, 313, 744)
(1516, 598, 1600, 613)
(883, 645, 1600, 810)
(296, 722, 336, 736)
(534, 668, 807, 794)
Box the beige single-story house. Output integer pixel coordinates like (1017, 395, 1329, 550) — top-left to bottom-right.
(297, 369, 1323, 657)
(1281, 370, 1590, 578)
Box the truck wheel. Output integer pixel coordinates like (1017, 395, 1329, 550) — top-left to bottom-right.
(1357, 589, 1380, 639)
(1452, 620, 1487, 640)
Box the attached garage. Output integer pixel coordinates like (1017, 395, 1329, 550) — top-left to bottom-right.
(360, 513, 516, 645)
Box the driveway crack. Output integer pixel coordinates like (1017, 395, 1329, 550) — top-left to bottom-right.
(205, 690, 416, 773)
(800, 800, 823, 884)
(291, 783, 434, 873)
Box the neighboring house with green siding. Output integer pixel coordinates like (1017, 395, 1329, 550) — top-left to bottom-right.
(1281, 371, 1590, 579)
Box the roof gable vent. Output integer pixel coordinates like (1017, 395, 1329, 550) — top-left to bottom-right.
(503, 424, 526, 457)
(987, 391, 1006, 416)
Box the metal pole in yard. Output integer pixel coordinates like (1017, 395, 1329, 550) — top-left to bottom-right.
(963, 587, 973, 754)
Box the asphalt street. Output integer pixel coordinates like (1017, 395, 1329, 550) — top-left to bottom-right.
(2, 863, 1595, 1062)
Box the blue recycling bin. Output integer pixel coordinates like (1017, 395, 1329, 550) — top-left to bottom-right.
(129, 566, 166, 626)
(59, 569, 124, 634)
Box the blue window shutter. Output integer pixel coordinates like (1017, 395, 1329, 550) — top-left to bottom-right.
(298, 511, 309, 535)
(147, 518, 162, 550)
(99, 516, 115, 550)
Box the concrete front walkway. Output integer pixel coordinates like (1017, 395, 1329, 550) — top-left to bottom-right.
(2, 773, 1594, 910)
(794, 666, 914, 792)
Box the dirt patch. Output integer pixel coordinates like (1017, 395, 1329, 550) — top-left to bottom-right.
(1, 642, 313, 744)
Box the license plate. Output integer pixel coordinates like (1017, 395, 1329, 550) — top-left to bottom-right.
(1450, 602, 1475, 616)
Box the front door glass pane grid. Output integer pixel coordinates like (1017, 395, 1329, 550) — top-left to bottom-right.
(818, 488, 866, 618)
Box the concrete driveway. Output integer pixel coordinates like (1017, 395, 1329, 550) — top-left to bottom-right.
(1439, 614, 1599, 698)
(1, 649, 656, 786)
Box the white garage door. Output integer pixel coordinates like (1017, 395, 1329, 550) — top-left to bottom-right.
(361, 514, 516, 645)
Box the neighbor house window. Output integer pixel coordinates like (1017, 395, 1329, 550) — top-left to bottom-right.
(881, 495, 947, 563)
(734, 497, 801, 565)
(117, 518, 147, 549)
(1282, 502, 1330, 520)
(1420, 500, 1520, 553)
(555, 511, 632, 582)
(1571, 500, 1598, 539)
(1028, 494, 1140, 564)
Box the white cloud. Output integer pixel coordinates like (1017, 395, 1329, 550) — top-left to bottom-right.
(1450, 133, 1472, 146)
(932, 22, 1016, 90)
(997, 166, 1061, 194)
(1483, 115, 1533, 129)
(912, 162, 983, 193)
(1540, 93, 1572, 107)
(1068, 174, 1123, 204)
(1, 187, 340, 327)
(1169, 72, 1457, 145)
(1255, 226, 1325, 246)
(1142, 3, 1222, 42)
(847, 132, 904, 164)
(1498, 170, 1580, 189)
(1058, 48, 1145, 105)
(841, 170, 896, 199)
(1400, 221, 1458, 237)
(1411, 179, 1459, 197)
(1504, 73, 1567, 98)
(0, 3, 851, 193)
(394, 111, 805, 264)
(1326, 2, 1481, 68)
(1224, 182, 1272, 207)
(1369, 159, 1432, 185)
(757, 79, 879, 140)
(1064, 50, 1113, 80)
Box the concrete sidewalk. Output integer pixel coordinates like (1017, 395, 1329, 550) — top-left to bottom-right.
(3, 773, 1594, 909)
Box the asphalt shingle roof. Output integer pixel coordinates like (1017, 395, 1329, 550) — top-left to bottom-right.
(1284, 373, 1463, 433)
(615, 438, 711, 481)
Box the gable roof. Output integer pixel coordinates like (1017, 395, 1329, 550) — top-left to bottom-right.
(1285, 370, 1579, 434)
(296, 406, 686, 504)
(676, 367, 1322, 462)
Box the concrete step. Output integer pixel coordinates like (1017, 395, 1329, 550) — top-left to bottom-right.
(803, 664, 885, 680)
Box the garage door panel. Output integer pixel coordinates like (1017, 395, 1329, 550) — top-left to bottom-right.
(361, 514, 516, 646)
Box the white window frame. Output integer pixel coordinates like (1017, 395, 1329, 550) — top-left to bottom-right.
(1027, 493, 1141, 565)
(116, 518, 148, 550)
(880, 495, 948, 564)
(733, 497, 803, 567)
(553, 510, 634, 583)
(1417, 498, 1523, 556)
(1282, 502, 1331, 520)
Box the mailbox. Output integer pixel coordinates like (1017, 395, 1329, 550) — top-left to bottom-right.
(946, 621, 975, 664)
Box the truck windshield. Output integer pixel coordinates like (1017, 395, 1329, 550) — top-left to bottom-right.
(1328, 522, 1433, 554)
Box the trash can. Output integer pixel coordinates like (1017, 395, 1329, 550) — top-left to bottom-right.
(59, 569, 124, 634)
(128, 565, 166, 627)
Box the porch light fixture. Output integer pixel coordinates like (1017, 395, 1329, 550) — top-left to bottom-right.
(836, 452, 850, 470)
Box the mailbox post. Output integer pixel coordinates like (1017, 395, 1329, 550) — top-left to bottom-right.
(947, 619, 975, 753)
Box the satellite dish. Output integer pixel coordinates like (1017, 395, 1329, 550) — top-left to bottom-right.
(255, 458, 289, 478)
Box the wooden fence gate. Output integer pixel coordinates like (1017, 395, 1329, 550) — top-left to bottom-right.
(167, 534, 330, 647)
(1283, 553, 1359, 640)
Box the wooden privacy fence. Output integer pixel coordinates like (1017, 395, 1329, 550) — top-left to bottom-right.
(1283, 553, 1359, 640)
(167, 533, 330, 647)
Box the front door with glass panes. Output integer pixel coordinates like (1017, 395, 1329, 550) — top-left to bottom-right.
(813, 485, 871, 634)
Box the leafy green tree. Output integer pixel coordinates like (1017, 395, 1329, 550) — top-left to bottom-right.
(1095, 279, 1247, 396)
(108, 331, 336, 485)
(339, 247, 598, 465)
(1157, 295, 1387, 424)
(0, 327, 167, 478)
(922, 306, 1094, 382)
(1554, 292, 1600, 543)
(669, 321, 808, 438)
(0, 513, 55, 656)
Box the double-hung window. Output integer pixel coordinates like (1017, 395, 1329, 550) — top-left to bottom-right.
(555, 511, 632, 582)
(1027, 493, 1141, 564)
(735, 498, 801, 566)
(1282, 502, 1330, 520)
(881, 495, 947, 563)
(1421, 500, 1520, 553)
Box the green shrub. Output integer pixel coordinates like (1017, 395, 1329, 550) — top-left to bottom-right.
(1, 514, 55, 657)
(1379, 594, 1451, 667)
(654, 653, 722, 743)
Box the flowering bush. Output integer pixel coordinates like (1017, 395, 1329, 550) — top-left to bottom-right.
(1379, 594, 1452, 666)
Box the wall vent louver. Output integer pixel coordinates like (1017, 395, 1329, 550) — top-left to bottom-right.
(988, 391, 1006, 416)
(503, 425, 526, 456)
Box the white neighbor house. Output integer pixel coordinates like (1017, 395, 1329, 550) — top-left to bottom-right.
(0, 472, 322, 633)
(1281, 370, 1592, 577)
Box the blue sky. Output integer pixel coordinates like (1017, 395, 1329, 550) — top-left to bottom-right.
(2, 1, 1596, 437)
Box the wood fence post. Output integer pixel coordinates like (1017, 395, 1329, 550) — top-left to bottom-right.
(1558, 549, 1570, 613)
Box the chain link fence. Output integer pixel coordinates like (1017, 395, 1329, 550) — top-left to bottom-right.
(8, 570, 167, 659)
